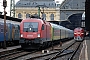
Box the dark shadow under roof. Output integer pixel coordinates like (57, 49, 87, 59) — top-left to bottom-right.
(47, 21, 60, 25)
(0, 15, 22, 22)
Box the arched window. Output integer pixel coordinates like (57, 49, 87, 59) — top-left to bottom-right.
(18, 13, 22, 18)
(26, 13, 30, 18)
(50, 14, 54, 20)
(42, 13, 46, 20)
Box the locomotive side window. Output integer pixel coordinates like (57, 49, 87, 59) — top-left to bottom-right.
(24, 22, 38, 32)
(42, 24, 44, 30)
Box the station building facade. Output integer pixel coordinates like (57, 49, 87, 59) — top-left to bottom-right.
(15, 0, 60, 21)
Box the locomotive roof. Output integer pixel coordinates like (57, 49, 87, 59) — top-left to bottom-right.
(74, 27, 83, 30)
(22, 18, 46, 24)
(74, 27, 84, 31)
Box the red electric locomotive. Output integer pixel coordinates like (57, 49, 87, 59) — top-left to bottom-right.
(20, 16, 74, 49)
(20, 18, 51, 49)
(74, 27, 85, 41)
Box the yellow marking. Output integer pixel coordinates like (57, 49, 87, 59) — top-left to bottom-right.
(53, 36, 60, 40)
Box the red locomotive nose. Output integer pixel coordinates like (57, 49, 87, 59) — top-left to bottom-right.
(74, 28, 85, 37)
(74, 32, 84, 36)
(74, 32, 79, 36)
(74, 27, 85, 41)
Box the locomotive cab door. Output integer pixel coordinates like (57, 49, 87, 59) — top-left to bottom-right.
(41, 24, 47, 41)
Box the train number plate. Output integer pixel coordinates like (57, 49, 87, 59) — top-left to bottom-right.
(27, 35, 33, 37)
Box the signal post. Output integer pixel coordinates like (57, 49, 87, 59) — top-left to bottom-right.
(3, 0, 7, 49)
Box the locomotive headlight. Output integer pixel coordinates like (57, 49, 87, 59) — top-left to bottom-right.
(74, 33, 77, 34)
(81, 33, 84, 34)
(21, 34, 23, 37)
(37, 34, 40, 37)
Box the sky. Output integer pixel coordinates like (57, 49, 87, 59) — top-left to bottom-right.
(0, 0, 64, 16)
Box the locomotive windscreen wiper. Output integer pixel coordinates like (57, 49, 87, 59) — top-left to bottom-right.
(28, 24, 36, 32)
(26, 28, 28, 32)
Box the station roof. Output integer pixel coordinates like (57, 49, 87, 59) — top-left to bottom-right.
(15, 0, 60, 8)
(0, 15, 22, 22)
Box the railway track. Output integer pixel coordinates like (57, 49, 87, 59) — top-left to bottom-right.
(0, 47, 38, 60)
(25, 41, 82, 60)
(0, 49, 37, 60)
(48, 42, 81, 60)
(0, 40, 82, 60)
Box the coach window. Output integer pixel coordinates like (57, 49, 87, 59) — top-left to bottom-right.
(1, 28, 4, 33)
(50, 14, 54, 20)
(18, 13, 22, 18)
(26, 13, 30, 18)
(42, 24, 44, 30)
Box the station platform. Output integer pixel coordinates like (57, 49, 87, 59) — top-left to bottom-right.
(0, 45, 21, 53)
(79, 37, 90, 60)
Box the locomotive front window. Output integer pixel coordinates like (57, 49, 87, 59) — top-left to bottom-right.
(23, 22, 38, 32)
